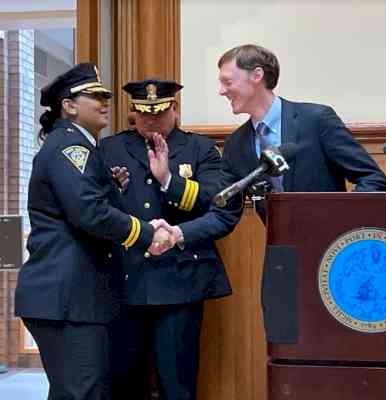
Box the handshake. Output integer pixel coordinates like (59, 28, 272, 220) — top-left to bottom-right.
(147, 219, 183, 256)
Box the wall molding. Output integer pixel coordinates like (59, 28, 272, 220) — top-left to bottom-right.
(182, 123, 386, 150)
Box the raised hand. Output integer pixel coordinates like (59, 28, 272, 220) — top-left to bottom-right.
(111, 166, 129, 192)
(147, 133, 171, 187)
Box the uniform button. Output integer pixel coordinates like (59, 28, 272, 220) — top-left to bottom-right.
(124, 274, 128, 280)
(174, 202, 178, 207)
(193, 254, 198, 259)
(146, 178, 153, 184)
(144, 202, 151, 209)
(168, 201, 172, 205)
(144, 251, 150, 258)
(107, 253, 112, 259)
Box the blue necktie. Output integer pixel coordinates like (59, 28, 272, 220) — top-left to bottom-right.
(256, 122, 283, 192)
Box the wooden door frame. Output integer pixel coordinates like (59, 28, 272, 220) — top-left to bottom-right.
(77, 0, 181, 133)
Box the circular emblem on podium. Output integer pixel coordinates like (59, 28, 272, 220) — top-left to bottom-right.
(318, 228, 386, 333)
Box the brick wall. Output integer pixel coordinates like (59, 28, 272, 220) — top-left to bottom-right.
(0, 36, 9, 215)
(7, 30, 34, 224)
(0, 30, 41, 368)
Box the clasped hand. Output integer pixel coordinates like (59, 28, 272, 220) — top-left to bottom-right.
(148, 219, 182, 256)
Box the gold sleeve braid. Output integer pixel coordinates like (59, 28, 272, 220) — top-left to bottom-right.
(122, 216, 141, 250)
(179, 179, 199, 211)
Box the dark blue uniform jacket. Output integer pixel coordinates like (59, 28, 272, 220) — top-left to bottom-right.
(100, 128, 232, 305)
(15, 119, 154, 323)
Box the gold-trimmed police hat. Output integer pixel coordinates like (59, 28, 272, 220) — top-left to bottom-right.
(123, 79, 183, 115)
(40, 63, 112, 107)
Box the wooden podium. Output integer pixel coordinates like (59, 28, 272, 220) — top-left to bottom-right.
(264, 192, 386, 400)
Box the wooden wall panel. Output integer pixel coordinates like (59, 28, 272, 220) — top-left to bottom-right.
(199, 211, 267, 400)
(182, 123, 386, 147)
(76, 0, 99, 64)
(112, 0, 180, 132)
(112, 0, 138, 131)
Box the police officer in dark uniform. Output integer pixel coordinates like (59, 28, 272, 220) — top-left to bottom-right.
(15, 64, 168, 400)
(99, 79, 232, 400)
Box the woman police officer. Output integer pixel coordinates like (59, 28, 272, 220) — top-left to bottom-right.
(15, 63, 169, 400)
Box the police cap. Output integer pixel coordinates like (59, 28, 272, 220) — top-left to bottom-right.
(123, 78, 183, 115)
(40, 63, 112, 107)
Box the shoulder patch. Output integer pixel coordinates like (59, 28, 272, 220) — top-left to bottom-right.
(62, 145, 90, 174)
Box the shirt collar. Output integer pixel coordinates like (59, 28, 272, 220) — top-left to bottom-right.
(72, 122, 97, 147)
(252, 96, 282, 133)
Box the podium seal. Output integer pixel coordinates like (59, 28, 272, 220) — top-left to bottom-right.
(318, 228, 386, 333)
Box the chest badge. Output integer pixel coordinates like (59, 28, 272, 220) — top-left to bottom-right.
(62, 145, 90, 174)
(179, 163, 192, 178)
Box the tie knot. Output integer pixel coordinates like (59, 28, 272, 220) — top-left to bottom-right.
(256, 121, 268, 136)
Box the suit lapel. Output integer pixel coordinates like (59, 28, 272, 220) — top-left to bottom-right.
(239, 119, 259, 174)
(280, 98, 298, 191)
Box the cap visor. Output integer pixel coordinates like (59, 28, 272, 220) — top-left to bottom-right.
(82, 87, 113, 98)
(133, 101, 172, 114)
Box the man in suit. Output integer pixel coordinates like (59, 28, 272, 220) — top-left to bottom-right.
(99, 79, 232, 400)
(166, 43, 386, 245)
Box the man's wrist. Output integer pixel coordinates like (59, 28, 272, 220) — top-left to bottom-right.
(160, 172, 172, 192)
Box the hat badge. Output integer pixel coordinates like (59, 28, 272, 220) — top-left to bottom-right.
(94, 66, 101, 83)
(146, 83, 158, 101)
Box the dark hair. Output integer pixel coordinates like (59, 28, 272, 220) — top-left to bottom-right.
(218, 44, 280, 90)
(38, 101, 63, 142)
(38, 94, 79, 142)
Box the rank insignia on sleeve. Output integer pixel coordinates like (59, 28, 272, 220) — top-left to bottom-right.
(62, 146, 90, 174)
(179, 163, 193, 178)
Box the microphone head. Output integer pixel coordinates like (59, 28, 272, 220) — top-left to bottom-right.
(261, 143, 298, 177)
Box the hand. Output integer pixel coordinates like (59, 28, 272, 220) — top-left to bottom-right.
(149, 219, 182, 242)
(111, 166, 129, 192)
(147, 227, 175, 256)
(147, 219, 176, 256)
(147, 133, 171, 187)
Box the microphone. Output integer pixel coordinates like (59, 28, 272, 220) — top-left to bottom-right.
(212, 143, 297, 207)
